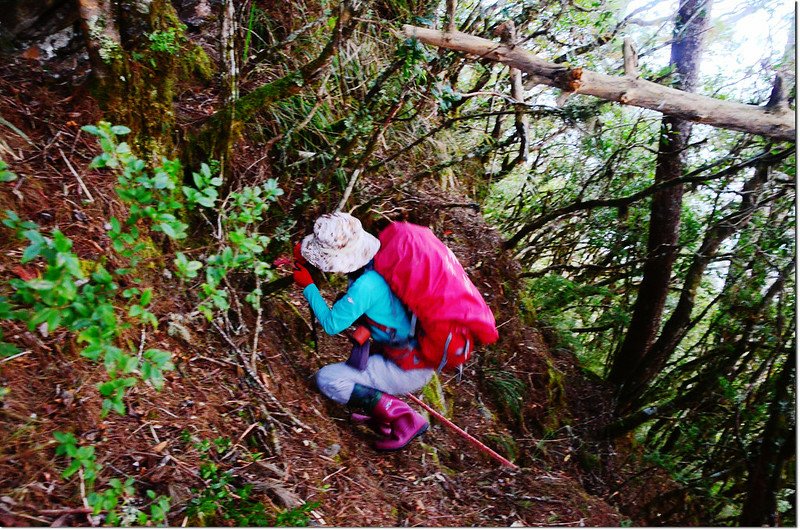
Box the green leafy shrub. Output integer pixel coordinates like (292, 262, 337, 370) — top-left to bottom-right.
(2, 208, 174, 416)
(187, 439, 319, 526)
(173, 162, 284, 322)
(55, 431, 171, 526)
(147, 27, 185, 55)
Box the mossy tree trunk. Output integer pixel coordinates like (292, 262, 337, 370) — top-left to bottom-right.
(186, 0, 361, 181)
(77, 0, 211, 161)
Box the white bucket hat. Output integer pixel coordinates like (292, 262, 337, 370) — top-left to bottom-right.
(300, 212, 380, 273)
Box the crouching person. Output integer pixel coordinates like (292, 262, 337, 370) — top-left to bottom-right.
(292, 212, 432, 451)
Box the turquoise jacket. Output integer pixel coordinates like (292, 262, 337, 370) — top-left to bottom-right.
(302, 268, 412, 344)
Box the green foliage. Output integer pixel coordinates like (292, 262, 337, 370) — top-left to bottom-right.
(431, 82, 461, 112)
(397, 37, 432, 83)
(55, 431, 102, 489)
(177, 163, 284, 320)
(187, 438, 319, 526)
(0, 159, 17, 182)
(55, 432, 171, 525)
(84, 122, 189, 248)
(484, 369, 526, 423)
(0, 123, 182, 417)
(522, 275, 627, 374)
(1, 212, 172, 416)
(148, 27, 185, 55)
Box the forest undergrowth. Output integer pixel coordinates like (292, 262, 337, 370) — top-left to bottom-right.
(0, 55, 674, 526)
(0, 0, 793, 526)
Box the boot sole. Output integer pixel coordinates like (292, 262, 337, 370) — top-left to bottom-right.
(374, 422, 429, 452)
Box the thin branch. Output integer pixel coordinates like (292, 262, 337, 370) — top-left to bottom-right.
(504, 146, 793, 249)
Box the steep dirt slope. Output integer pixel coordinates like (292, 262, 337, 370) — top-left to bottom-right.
(0, 52, 631, 527)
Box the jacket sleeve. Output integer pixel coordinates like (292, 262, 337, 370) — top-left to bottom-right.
(302, 279, 375, 336)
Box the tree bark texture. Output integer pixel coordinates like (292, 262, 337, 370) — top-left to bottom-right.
(607, 0, 711, 405)
(76, 0, 121, 83)
(401, 25, 795, 141)
(218, 0, 239, 183)
(497, 21, 529, 165)
(77, 0, 211, 159)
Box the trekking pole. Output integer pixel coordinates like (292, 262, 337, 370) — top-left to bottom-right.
(405, 393, 519, 470)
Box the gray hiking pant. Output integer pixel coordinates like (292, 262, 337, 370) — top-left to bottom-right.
(315, 354, 434, 405)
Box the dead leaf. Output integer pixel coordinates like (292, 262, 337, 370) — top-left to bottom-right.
(12, 266, 38, 281)
(151, 441, 168, 453)
(21, 46, 40, 60)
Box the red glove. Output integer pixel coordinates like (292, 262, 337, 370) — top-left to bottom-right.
(293, 242, 307, 265)
(293, 263, 313, 288)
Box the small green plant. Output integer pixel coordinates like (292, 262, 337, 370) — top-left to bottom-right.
(83, 124, 189, 246)
(147, 28, 185, 55)
(55, 432, 171, 526)
(182, 162, 221, 208)
(0, 160, 17, 182)
(176, 161, 284, 321)
(485, 369, 526, 422)
(213, 436, 232, 454)
(275, 502, 320, 527)
(55, 431, 102, 489)
(188, 439, 319, 526)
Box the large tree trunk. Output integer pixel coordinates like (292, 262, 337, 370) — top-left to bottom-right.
(607, 0, 712, 407)
(401, 26, 794, 141)
(76, 0, 211, 160)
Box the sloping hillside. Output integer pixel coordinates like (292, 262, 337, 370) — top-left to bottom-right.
(0, 55, 642, 527)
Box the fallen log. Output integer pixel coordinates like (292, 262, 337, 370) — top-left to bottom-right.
(402, 25, 795, 142)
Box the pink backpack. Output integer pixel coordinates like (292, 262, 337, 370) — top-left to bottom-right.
(373, 222, 499, 371)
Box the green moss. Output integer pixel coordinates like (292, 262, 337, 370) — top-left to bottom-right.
(136, 236, 163, 261)
(86, 14, 123, 64)
(485, 433, 519, 463)
(185, 45, 214, 82)
(233, 71, 304, 123)
(420, 372, 447, 416)
(78, 258, 101, 277)
(543, 356, 566, 430)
